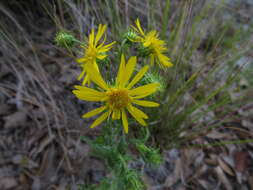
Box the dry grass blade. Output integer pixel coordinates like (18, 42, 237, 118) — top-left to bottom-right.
(0, 0, 252, 190)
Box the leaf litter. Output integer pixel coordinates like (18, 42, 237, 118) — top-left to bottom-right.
(0, 0, 252, 190)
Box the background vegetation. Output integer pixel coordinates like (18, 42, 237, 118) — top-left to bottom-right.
(0, 0, 252, 189)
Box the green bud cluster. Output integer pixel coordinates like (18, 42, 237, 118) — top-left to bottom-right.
(142, 71, 166, 93)
(123, 30, 138, 42)
(136, 142, 162, 166)
(55, 31, 76, 48)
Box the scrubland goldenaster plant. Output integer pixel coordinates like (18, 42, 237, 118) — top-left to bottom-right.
(55, 18, 172, 190)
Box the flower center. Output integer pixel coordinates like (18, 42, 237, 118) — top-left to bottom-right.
(107, 88, 131, 110)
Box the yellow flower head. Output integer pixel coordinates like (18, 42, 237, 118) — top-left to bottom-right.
(72, 55, 160, 133)
(131, 19, 173, 68)
(76, 24, 115, 85)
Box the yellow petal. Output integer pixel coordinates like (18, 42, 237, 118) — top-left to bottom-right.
(116, 54, 126, 87)
(112, 109, 121, 120)
(129, 36, 143, 43)
(135, 18, 145, 36)
(82, 74, 89, 86)
(98, 41, 116, 52)
(78, 62, 99, 86)
(90, 111, 110, 128)
(97, 35, 106, 49)
(130, 26, 144, 42)
(72, 90, 102, 101)
(74, 85, 102, 93)
(127, 65, 149, 89)
(157, 53, 173, 67)
(150, 54, 155, 66)
(76, 57, 88, 63)
(93, 62, 99, 70)
(87, 78, 91, 86)
(143, 39, 151, 47)
(85, 64, 109, 90)
(97, 54, 107, 60)
(89, 29, 95, 45)
(78, 70, 85, 81)
(95, 24, 106, 45)
(122, 109, 128, 133)
(147, 30, 157, 38)
(82, 106, 107, 118)
(129, 83, 158, 97)
(132, 100, 159, 107)
(127, 105, 147, 126)
(122, 56, 136, 86)
(131, 105, 148, 119)
(73, 86, 106, 101)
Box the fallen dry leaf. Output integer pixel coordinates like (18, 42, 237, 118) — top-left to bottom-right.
(4, 110, 27, 128)
(0, 176, 18, 189)
(0, 64, 11, 79)
(19, 174, 29, 188)
(164, 158, 182, 187)
(198, 179, 213, 189)
(249, 176, 253, 190)
(0, 104, 12, 116)
(218, 157, 235, 176)
(214, 166, 233, 190)
(191, 165, 208, 180)
(31, 177, 41, 190)
(242, 120, 253, 128)
(234, 151, 249, 184)
(234, 151, 248, 172)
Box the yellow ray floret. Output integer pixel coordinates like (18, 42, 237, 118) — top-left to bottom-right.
(76, 24, 115, 86)
(72, 54, 159, 133)
(131, 19, 173, 68)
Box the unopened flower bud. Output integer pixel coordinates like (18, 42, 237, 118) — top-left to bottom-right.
(123, 30, 138, 42)
(136, 142, 162, 166)
(141, 71, 166, 93)
(55, 31, 76, 48)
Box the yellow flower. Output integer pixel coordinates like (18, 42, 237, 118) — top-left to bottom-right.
(131, 19, 173, 68)
(76, 24, 115, 85)
(72, 55, 159, 133)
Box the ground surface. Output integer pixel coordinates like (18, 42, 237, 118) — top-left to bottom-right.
(0, 1, 253, 190)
